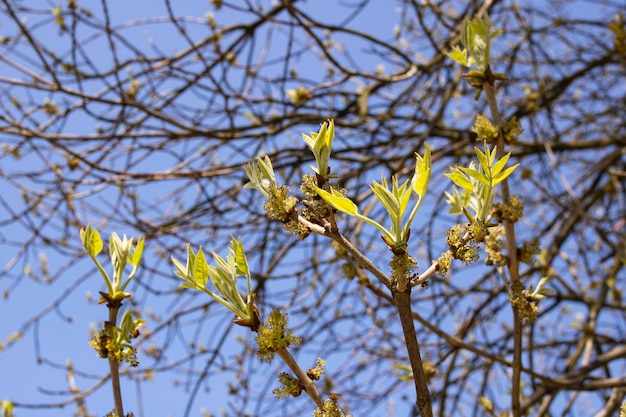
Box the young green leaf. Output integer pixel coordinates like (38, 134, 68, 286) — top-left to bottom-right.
(411, 144, 431, 199)
(231, 236, 249, 278)
(493, 164, 519, 186)
(444, 168, 473, 191)
(445, 188, 470, 215)
(120, 309, 133, 336)
(257, 155, 275, 182)
(459, 166, 490, 187)
(172, 258, 189, 281)
(244, 156, 275, 197)
(79, 225, 113, 293)
(475, 146, 490, 169)
(370, 177, 403, 218)
(193, 247, 209, 288)
(302, 119, 336, 180)
(128, 238, 144, 269)
(80, 224, 103, 257)
(445, 46, 473, 68)
(314, 186, 359, 216)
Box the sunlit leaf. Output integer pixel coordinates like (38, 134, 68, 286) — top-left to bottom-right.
(301, 131, 316, 153)
(120, 309, 133, 336)
(411, 144, 431, 198)
(185, 243, 195, 277)
(315, 186, 359, 216)
(129, 238, 144, 268)
(180, 281, 200, 290)
(171, 256, 189, 281)
(193, 247, 209, 288)
(444, 188, 470, 215)
(81, 225, 103, 257)
(231, 236, 249, 278)
(475, 146, 490, 170)
(492, 152, 512, 176)
(444, 169, 473, 191)
(370, 178, 401, 217)
(257, 155, 275, 182)
(445, 46, 473, 67)
(459, 166, 490, 186)
(493, 164, 519, 186)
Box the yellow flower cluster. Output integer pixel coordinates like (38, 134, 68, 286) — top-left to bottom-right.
(473, 114, 523, 145)
(473, 114, 499, 143)
(255, 309, 302, 363)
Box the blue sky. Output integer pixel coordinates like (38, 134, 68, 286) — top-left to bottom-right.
(0, 1, 622, 416)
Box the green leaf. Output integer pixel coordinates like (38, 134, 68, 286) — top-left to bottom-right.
(244, 156, 275, 197)
(493, 163, 519, 186)
(173, 242, 252, 320)
(370, 178, 401, 217)
(129, 237, 144, 268)
(316, 182, 398, 246)
(180, 282, 200, 290)
(1, 400, 14, 417)
(257, 155, 275, 182)
(314, 186, 359, 216)
(314, 120, 332, 158)
(120, 309, 133, 336)
(109, 232, 122, 264)
(211, 251, 230, 275)
(303, 119, 335, 179)
(193, 247, 209, 288)
(450, 14, 502, 76)
(478, 396, 494, 412)
(459, 166, 490, 186)
(79, 224, 115, 292)
(461, 17, 472, 53)
(475, 146, 490, 170)
(411, 144, 431, 198)
(445, 46, 473, 68)
(402, 145, 433, 239)
(491, 151, 511, 176)
(301, 132, 316, 153)
(208, 265, 231, 296)
(467, 14, 495, 71)
(172, 255, 190, 281)
(231, 236, 249, 278)
(180, 281, 205, 291)
(491, 29, 503, 39)
(81, 225, 103, 257)
(393, 177, 412, 213)
(445, 188, 470, 215)
(444, 169, 473, 191)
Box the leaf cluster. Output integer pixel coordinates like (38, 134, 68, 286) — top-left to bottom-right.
(445, 145, 518, 222)
(80, 225, 144, 304)
(171, 236, 259, 329)
(446, 14, 507, 97)
(315, 144, 431, 251)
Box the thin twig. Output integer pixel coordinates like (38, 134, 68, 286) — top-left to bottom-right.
(297, 213, 392, 289)
(328, 231, 392, 289)
(411, 261, 439, 287)
(275, 348, 325, 409)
